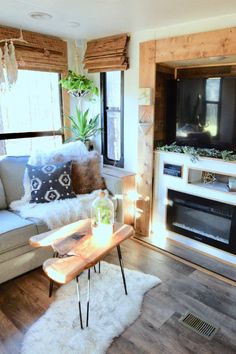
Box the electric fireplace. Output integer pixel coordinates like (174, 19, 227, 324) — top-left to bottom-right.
(167, 190, 236, 254)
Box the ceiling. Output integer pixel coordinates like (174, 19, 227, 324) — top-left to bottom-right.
(0, 0, 236, 40)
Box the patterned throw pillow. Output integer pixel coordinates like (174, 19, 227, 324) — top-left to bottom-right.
(72, 151, 106, 194)
(27, 161, 76, 203)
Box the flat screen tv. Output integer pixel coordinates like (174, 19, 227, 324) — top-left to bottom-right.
(165, 77, 236, 151)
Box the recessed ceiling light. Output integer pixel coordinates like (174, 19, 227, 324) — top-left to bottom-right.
(68, 21, 80, 28)
(28, 12, 52, 20)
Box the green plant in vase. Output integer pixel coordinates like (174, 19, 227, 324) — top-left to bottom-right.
(63, 107, 102, 144)
(94, 202, 113, 225)
(91, 191, 114, 238)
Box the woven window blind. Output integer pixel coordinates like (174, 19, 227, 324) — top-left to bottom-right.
(83, 33, 129, 73)
(0, 25, 67, 73)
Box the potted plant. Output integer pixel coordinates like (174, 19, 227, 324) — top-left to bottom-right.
(91, 191, 114, 238)
(63, 107, 102, 148)
(60, 70, 101, 148)
(60, 70, 98, 98)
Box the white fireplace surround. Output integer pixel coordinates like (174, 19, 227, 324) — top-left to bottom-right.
(152, 151, 236, 265)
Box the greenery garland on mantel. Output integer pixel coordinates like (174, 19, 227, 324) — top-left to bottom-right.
(156, 143, 236, 163)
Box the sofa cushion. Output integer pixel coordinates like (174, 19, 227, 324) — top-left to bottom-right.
(25, 216, 49, 234)
(0, 177, 7, 210)
(72, 151, 105, 194)
(27, 161, 76, 203)
(0, 244, 33, 264)
(0, 156, 29, 205)
(0, 210, 38, 253)
(0, 247, 54, 284)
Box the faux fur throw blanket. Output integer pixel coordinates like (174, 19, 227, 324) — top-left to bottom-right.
(10, 141, 105, 229)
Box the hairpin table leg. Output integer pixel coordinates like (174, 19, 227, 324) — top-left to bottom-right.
(48, 251, 58, 297)
(117, 245, 128, 295)
(76, 275, 83, 329)
(86, 268, 91, 327)
(98, 261, 101, 274)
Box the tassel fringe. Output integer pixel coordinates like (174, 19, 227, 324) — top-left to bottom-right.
(0, 41, 18, 90)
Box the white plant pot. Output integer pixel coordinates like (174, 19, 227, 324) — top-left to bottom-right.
(92, 223, 113, 238)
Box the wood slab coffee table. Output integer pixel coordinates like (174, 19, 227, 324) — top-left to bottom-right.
(29, 219, 134, 328)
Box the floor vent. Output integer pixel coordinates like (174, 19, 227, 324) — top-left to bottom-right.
(179, 311, 219, 340)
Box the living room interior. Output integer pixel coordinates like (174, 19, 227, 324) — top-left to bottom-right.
(0, 1, 236, 354)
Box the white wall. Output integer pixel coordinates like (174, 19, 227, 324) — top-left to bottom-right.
(68, 13, 236, 172)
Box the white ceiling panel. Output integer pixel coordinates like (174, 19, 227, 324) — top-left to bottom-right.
(0, 0, 235, 39)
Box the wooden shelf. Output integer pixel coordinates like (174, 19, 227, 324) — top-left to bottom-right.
(190, 181, 235, 194)
(188, 168, 236, 195)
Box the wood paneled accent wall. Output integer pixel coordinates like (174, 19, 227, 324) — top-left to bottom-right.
(138, 26, 236, 236)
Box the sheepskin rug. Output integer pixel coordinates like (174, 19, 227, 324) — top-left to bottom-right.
(21, 261, 161, 354)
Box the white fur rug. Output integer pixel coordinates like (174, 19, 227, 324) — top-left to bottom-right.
(12, 190, 101, 229)
(10, 141, 110, 229)
(21, 261, 161, 354)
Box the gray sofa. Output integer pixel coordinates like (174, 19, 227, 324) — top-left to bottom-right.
(0, 156, 127, 284)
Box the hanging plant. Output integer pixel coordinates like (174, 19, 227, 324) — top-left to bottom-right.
(60, 70, 98, 99)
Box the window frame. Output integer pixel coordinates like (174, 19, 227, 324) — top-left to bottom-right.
(100, 71, 124, 168)
(203, 78, 222, 139)
(0, 70, 64, 147)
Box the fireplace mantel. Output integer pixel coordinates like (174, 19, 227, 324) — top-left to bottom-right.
(152, 151, 236, 264)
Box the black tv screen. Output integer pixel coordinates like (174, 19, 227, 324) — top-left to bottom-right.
(166, 77, 236, 151)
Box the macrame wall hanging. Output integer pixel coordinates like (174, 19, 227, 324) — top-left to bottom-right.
(0, 29, 27, 91)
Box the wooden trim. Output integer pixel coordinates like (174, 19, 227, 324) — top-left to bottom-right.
(121, 174, 136, 225)
(155, 27, 236, 63)
(60, 71, 71, 141)
(136, 40, 156, 236)
(177, 64, 236, 78)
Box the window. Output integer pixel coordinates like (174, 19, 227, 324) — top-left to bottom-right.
(101, 71, 124, 167)
(204, 78, 221, 137)
(0, 70, 63, 155)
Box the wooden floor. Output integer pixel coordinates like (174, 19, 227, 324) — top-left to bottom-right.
(135, 233, 236, 282)
(0, 239, 236, 354)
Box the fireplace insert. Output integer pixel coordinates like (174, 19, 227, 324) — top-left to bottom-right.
(167, 189, 236, 254)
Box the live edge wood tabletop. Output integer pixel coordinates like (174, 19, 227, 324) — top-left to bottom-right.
(29, 219, 134, 284)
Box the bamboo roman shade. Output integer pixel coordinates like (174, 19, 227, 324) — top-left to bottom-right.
(83, 33, 129, 73)
(0, 25, 67, 73)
